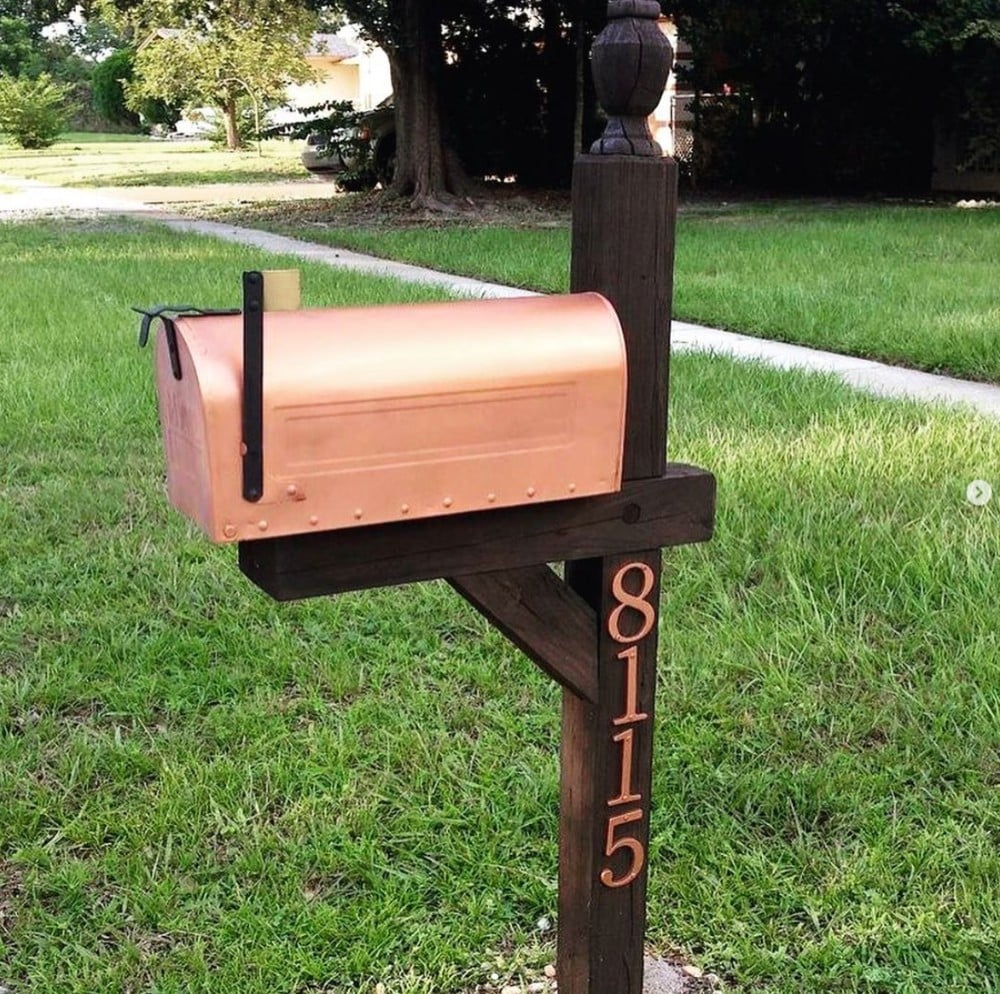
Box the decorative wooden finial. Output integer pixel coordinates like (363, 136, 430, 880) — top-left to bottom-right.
(590, 0, 673, 156)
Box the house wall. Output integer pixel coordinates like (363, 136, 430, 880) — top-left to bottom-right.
(286, 60, 361, 114)
(649, 16, 694, 160)
(279, 26, 392, 123)
(341, 24, 392, 111)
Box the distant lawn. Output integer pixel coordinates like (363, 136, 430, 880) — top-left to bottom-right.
(1, 217, 998, 994)
(234, 201, 1000, 383)
(59, 131, 151, 143)
(0, 135, 308, 187)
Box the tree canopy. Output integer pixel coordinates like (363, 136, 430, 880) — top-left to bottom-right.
(0, 0, 79, 38)
(671, 0, 1000, 188)
(0, 16, 37, 76)
(99, 0, 317, 148)
(305, 0, 606, 204)
(78, 0, 1000, 191)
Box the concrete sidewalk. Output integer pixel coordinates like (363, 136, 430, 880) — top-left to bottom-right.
(0, 172, 341, 216)
(4, 172, 999, 420)
(159, 215, 1000, 421)
(0, 173, 147, 215)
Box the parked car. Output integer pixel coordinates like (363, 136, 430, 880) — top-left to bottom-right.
(300, 129, 349, 175)
(300, 99, 396, 190)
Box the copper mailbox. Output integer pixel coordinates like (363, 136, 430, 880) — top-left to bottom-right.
(153, 292, 627, 543)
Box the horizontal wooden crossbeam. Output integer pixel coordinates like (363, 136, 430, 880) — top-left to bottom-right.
(238, 464, 715, 601)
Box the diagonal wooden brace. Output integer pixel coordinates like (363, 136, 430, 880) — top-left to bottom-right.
(449, 566, 599, 704)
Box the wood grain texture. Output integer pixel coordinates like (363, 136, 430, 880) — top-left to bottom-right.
(448, 566, 599, 704)
(559, 552, 661, 994)
(589, 0, 673, 156)
(238, 466, 714, 601)
(571, 156, 678, 479)
(558, 148, 681, 994)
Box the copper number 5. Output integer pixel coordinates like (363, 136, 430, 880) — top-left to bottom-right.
(599, 809, 645, 888)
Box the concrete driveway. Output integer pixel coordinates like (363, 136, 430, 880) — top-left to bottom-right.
(0, 172, 339, 217)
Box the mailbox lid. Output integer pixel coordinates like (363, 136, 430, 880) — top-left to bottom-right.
(156, 292, 627, 541)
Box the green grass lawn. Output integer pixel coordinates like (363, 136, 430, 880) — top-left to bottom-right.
(243, 201, 1000, 383)
(0, 134, 308, 187)
(1, 218, 998, 994)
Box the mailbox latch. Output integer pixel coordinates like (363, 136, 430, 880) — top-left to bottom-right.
(134, 304, 240, 380)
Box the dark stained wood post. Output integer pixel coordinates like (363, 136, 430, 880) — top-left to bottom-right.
(559, 4, 676, 992)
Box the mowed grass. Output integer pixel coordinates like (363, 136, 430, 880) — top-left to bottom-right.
(1, 218, 999, 994)
(0, 135, 308, 187)
(255, 202, 1000, 383)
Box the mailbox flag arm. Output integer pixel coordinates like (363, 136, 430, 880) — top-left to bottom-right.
(134, 304, 240, 381)
(242, 271, 265, 503)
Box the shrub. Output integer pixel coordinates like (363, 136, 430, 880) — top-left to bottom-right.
(266, 99, 377, 188)
(0, 73, 76, 148)
(91, 49, 177, 131)
(91, 49, 140, 128)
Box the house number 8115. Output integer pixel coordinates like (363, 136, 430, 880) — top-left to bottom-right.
(600, 561, 655, 889)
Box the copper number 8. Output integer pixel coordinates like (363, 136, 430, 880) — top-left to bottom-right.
(607, 562, 656, 644)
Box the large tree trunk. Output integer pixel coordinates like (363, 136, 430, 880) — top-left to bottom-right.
(386, 0, 468, 208)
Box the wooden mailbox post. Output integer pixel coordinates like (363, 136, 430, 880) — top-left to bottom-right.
(145, 3, 714, 990)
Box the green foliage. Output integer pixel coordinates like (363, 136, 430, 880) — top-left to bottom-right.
(91, 46, 179, 130)
(330, 0, 608, 186)
(0, 72, 75, 148)
(111, 0, 318, 149)
(951, 17, 1000, 170)
(0, 16, 36, 76)
(91, 48, 139, 127)
(887, 3, 1000, 171)
(265, 98, 377, 187)
(65, 14, 129, 60)
(670, 0, 1000, 189)
(0, 0, 78, 37)
(672, 0, 934, 190)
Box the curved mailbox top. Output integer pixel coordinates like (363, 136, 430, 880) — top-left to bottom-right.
(155, 292, 627, 542)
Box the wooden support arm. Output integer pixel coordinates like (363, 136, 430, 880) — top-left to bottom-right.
(449, 566, 600, 704)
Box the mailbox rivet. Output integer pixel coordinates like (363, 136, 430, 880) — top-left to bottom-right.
(309, 515, 319, 526)
(487, 493, 497, 503)
(527, 487, 537, 498)
(354, 508, 364, 520)
(223, 524, 237, 538)
(401, 504, 410, 515)
(443, 497, 453, 508)
(286, 484, 297, 497)
(258, 520, 268, 531)
(568, 483, 577, 493)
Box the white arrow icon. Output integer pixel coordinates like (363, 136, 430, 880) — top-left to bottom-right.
(966, 480, 993, 507)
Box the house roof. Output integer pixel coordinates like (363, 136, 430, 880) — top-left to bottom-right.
(307, 34, 359, 61)
(146, 28, 359, 62)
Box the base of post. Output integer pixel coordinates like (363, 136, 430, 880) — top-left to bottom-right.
(642, 956, 706, 993)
